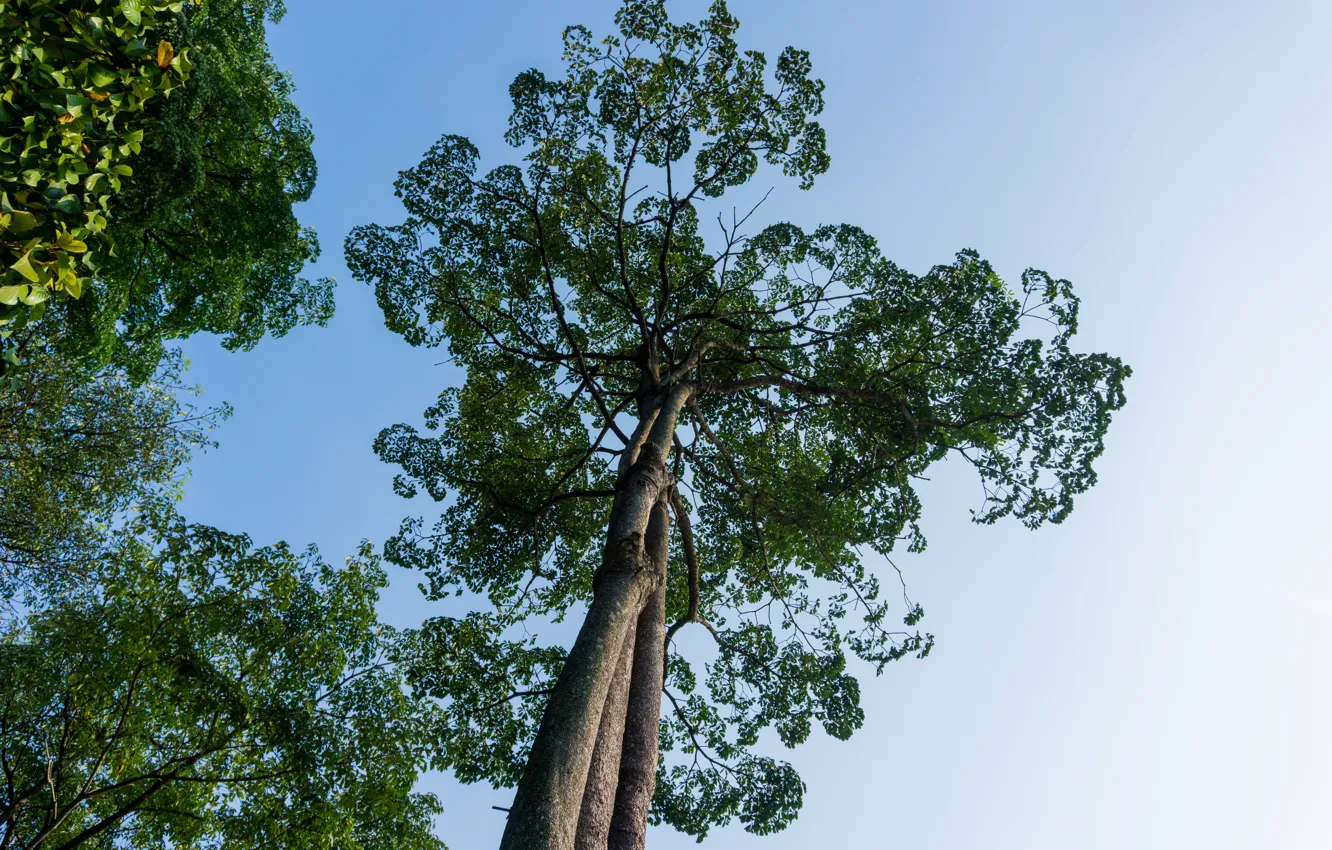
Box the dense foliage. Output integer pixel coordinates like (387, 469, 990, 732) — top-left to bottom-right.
(0, 0, 192, 334)
(347, 0, 1129, 845)
(83, 0, 331, 374)
(1, 0, 331, 379)
(0, 507, 445, 850)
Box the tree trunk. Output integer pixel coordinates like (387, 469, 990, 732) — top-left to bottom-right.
(498, 559, 653, 850)
(607, 503, 669, 850)
(574, 626, 635, 850)
(498, 386, 691, 850)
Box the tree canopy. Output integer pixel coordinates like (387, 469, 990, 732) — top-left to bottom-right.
(0, 343, 449, 850)
(1, 0, 331, 379)
(346, 1, 1129, 846)
(0, 506, 445, 850)
(0, 345, 225, 596)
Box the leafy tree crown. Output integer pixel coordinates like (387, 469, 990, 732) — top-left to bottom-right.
(1, 507, 446, 850)
(346, 0, 1129, 838)
(2, 0, 332, 380)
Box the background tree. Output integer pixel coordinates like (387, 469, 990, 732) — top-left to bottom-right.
(347, 1, 1130, 848)
(0, 505, 445, 850)
(0, 323, 442, 850)
(2, 0, 327, 594)
(72, 0, 331, 376)
(0, 345, 225, 596)
(1, 0, 331, 380)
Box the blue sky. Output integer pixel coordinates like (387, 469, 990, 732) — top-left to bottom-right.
(178, 1, 1332, 847)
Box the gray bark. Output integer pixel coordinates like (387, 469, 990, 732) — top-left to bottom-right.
(574, 626, 635, 850)
(497, 559, 653, 850)
(498, 386, 690, 850)
(607, 502, 669, 850)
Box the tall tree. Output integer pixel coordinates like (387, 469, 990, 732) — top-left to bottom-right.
(347, 1, 1130, 847)
(1, 0, 331, 379)
(0, 505, 446, 850)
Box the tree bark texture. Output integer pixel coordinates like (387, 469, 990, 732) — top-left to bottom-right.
(574, 626, 636, 850)
(607, 501, 670, 850)
(499, 388, 689, 850)
(498, 561, 654, 850)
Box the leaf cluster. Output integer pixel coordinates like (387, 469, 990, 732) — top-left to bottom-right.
(2, 0, 331, 380)
(0, 0, 193, 325)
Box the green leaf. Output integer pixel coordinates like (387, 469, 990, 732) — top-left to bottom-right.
(56, 232, 88, 253)
(63, 274, 84, 299)
(4, 210, 37, 233)
(89, 65, 120, 88)
(10, 254, 40, 283)
(21, 284, 49, 306)
(171, 49, 194, 75)
(0, 285, 23, 306)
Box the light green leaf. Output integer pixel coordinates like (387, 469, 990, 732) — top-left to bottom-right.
(171, 48, 194, 75)
(10, 253, 40, 283)
(4, 210, 37, 232)
(56, 231, 88, 253)
(89, 65, 119, 88)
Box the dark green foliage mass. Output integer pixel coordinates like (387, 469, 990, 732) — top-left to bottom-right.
(80, 0, 331, 374)
(2, 0, 331, 379)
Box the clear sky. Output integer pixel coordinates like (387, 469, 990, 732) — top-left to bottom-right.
(177, 0, 1332, 847)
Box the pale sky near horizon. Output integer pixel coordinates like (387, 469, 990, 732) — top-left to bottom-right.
(178, 1, 1332, 847)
